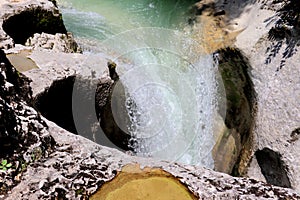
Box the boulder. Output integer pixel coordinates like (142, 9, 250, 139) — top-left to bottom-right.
(0, 0, 66, 47)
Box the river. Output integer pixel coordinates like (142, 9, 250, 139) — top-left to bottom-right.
(57, 0, 223, 168)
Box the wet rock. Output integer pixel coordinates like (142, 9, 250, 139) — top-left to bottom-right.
(32, 61, 132, 151)
(90, 164, 198, 200)
(255, 148, 291, 188)
(214, 9, 226, 16)
(95, 62, 132, 151)
(211, 0, 300, 191)
(213, 47, 256, 176)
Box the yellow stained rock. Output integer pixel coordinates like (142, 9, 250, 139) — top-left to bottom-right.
(90, 164, 197, 200)
(7, 50, 38, 72)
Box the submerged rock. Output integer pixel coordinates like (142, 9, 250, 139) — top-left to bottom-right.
(90, 164, 198, 200)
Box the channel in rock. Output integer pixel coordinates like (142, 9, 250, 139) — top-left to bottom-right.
(214, 47, 256, 175)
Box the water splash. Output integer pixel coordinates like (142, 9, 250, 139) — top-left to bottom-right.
(60, 0, 224, 168)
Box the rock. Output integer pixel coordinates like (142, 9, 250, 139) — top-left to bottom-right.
(0, 0, 67, 47)
(95, 62, 133, 151)
(90, 164, 198, 200)
(214, 9, 226, 16)
(1, 0, 300, 199)
(5, 119, 300, 199)
(198, 0, 300, 192)
(19, 45, 114, 97)
(0, 49, 32, 102)
(30, 59, 133, 151)
(0, 46, 298, 200)
(33, 76, 77, 134)
(107, 60, 119, 81)
(25, 32, 81, 53)
(0, 0, 80, 53)
(215, 47, 256, 176)
(0, 49, 55, 196)
(255, 148, 291, 188)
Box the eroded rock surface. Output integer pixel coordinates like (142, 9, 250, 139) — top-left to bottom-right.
(0, 49, 55, 196)
(5, 120, 300, 199)
(0, 0, 66, 47)
(25, 32, 81, 53)
(203, 0, 300, 192)
(213, 47, 255, 175)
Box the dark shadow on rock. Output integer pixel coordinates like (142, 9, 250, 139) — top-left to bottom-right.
(255, 148, 291, 188)
(33, 64, 133, 151)
(33, 76, 77, 134)
(216, 47, 256, 176)
(264, 0, 300, 71)
(287, 127, 300, 143)
(2, 7, 67, 44)
(188, 0, 256, 24)
(0, 50, 32, 102)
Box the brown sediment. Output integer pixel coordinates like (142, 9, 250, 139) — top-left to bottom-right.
(201, 15, 243, 53)
(6, 50, 38, 72)
(90, 164, 197, 200)
(191, 9, 243, 54)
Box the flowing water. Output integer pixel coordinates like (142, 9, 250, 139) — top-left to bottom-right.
(57, 0, 223, 168)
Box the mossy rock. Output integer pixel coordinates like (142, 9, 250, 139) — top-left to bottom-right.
(216, 47, 256, 176)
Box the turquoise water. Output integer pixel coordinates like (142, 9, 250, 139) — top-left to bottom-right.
(59, 0, 197, 41)
(58, 0, 221, 168)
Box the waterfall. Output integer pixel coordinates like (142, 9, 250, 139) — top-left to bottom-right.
(58, 0, 223, 168)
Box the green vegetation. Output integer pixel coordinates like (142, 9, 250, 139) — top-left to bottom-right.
(0, 160, 12, 171)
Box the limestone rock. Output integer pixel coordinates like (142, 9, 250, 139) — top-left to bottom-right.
(4, 119, 300, 199)
(0, 48, 297, 199)
(0, 0, 67, 48)
(0, 49, 55, 196)
(203, 0, 300, 192)
(25, 32, 81, 53)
